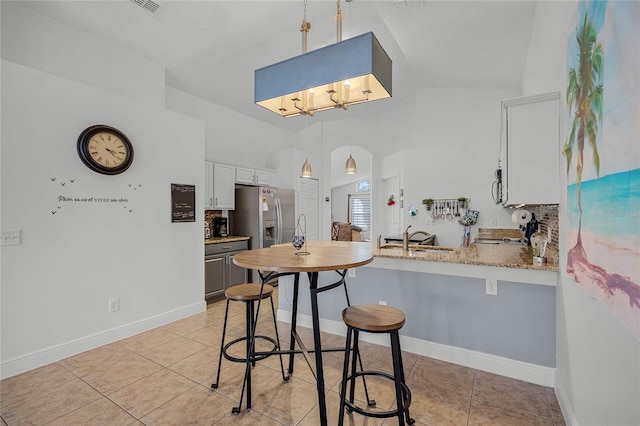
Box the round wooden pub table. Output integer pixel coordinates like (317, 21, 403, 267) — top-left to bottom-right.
(233, 240, 373, 426)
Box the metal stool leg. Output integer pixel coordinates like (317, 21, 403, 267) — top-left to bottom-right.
(211, 299, 231, 389)
(269, 294, 288, 381)
(391, 331, 414, 425)
(338, 326, 353, 426)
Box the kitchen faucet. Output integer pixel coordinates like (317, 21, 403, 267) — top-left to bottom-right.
(403, 225, 431, 251)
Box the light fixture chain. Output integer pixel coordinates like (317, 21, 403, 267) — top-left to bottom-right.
(300, 0, 311, 53)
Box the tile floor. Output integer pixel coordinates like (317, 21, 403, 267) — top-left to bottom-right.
(1, 288, 565, 425)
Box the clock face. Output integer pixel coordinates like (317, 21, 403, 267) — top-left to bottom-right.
(77, 125, 134, 175)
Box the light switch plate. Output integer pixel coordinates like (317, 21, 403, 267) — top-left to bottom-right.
(1, 230, 22, 246)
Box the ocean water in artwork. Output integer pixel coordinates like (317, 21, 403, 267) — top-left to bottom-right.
(566, 170, 640, 338)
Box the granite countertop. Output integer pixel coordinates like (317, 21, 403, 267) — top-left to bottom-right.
(205, 236, 250, 244)
(373, 243, 559, 272)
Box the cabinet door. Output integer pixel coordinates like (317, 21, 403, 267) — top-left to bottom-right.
(227, 252, 248, 288)
(213, 163, 235, 210)
(503, 92, 560, 206)
(254, 170, 273, 186)
(205, 255, 225, 298)
(204, 162, 214, 210)
(235, 167, 255, 184)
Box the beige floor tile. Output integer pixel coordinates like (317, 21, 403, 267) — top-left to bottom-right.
(0, 376, 101, 425)
(250, 376, 319, 425)
(338, 373, 403, 414)
(212, 362, 282, 402)
(473, 370, 551, 419)
(212, 406, 285, 425)
(545, 387, 566, 426)
(468, 398, 553, 426)
(137, 335, 208, 366)
(168, 346, 221, 386)
(410, 356, 476, 396)
(120, 327, 180, 353)
(108, 368, 197, 418)
(60, 342, 134, 377)
(185, 324, 224, 347)
(82, 353, 163, 394)
(47, 396, 136, 425)
(298, 389, 386, 426)
(140, 384, 234, 425)
(162, 312, 218, 336)
(405, 376, 471, 426)
(0, 363, 77, 408)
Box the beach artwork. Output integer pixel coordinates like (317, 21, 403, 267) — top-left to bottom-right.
(564, 0, 640, 339)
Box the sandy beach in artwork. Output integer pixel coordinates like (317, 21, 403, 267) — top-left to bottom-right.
(566, 229, 640, 338)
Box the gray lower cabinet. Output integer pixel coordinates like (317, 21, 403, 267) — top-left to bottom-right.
(205, 240, 248, 300)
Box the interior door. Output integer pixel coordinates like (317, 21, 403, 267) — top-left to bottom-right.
(383, 174, 401, 237)
(298, 177, 319, 240)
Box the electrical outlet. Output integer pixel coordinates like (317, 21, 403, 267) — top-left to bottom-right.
(490, 218, 498, 227)
(486, 279, 498, 295)
(109, 298, 120, 313)
(379, 300, 387, 306)
(348, 268, 356, 278)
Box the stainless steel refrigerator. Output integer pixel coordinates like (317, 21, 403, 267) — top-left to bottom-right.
(231, 187, 295, 278)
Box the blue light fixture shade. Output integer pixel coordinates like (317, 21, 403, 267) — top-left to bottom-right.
(255, 32, 392, 117)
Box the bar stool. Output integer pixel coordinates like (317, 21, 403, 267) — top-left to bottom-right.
(338, 304, 414, 425)
(211, 283, 285, 413)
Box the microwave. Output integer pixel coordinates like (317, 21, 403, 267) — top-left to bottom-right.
(213, 217, 228, 237)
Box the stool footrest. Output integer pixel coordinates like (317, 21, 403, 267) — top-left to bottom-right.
(222, 335, 279, 364)
(342, 370, 412, 420)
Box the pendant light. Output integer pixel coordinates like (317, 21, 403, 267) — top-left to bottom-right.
(254, 0, 392, 118)
(301, 159, 312, 177)
(345, 146, 356, 174)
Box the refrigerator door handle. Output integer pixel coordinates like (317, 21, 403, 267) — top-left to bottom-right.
(275, 198, 283, 244)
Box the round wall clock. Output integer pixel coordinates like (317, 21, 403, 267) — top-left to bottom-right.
(77, 125, 134, 175)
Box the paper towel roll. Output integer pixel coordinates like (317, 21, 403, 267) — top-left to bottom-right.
(512, 209, 532, 225)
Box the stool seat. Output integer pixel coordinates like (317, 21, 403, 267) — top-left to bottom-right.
(225, 283, 274, 301)
(339, 304, 414, 425)
(342, 304, 405, 332)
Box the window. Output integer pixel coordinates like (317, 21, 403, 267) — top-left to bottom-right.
(356, 180, 370, 193)
(348, 193, 371, 232)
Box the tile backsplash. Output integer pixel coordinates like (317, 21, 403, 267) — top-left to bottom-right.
(529, 205, 559, 251)
(204, 210, 222, 239)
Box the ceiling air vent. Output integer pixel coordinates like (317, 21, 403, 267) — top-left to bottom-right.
(130, 0, 161, 16)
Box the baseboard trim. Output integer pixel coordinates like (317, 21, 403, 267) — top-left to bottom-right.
(1, 301, 206, 380)
(277, 309, 555, 387)
(554, 378, 578, 425)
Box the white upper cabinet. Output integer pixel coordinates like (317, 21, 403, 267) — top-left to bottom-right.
(501, 92, 560, 206)
(204, 162, 214, 210)
(213, 163, 235, 210)
(235, 167, 274, 187)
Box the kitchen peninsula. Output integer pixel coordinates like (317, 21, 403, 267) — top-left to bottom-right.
(276, 240, 559, 387)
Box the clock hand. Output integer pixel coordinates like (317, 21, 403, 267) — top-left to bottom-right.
(105, 147, 123, 160)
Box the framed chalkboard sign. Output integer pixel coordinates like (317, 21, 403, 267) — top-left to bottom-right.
(171, 183, 195, 223)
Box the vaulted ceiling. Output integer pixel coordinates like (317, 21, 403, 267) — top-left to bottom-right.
(24, 0, 537, 133)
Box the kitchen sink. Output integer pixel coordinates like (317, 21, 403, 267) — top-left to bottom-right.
(378, 243, 456, 254)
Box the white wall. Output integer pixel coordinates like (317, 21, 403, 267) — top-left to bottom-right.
(523, 2, 640, 425)
(0, 1, 165, 107)
(165, 86, 292, 171)
(1, 5, 205, 378)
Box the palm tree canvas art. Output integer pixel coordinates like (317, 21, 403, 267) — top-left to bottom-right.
(564, 0, 640, 339)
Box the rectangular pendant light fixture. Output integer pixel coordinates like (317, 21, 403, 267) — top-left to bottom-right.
(255, 32, 392, 118)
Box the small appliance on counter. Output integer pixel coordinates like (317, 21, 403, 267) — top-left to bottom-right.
(530, 228, 548, 266)
(213, 217, 228, 237)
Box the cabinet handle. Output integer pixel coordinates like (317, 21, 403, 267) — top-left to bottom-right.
(221, 245, 233, 250)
